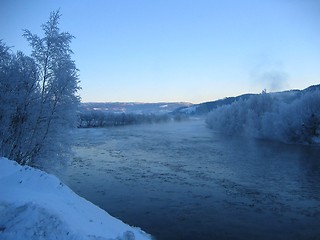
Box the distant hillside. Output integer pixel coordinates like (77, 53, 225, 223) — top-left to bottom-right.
(206, 84, 320, 144)
(80, 102, 193, 115)
(173, 94, 255, 116)
(80, 85, 319, 117)
(303, 84, 320, 92)
(174, 84, 320, 116)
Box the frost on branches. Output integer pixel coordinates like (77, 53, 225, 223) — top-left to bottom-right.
(206, 89, 320, 144)
(0, 11, 80, 167)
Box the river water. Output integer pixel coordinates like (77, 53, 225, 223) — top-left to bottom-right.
(58, 120, 320, 240)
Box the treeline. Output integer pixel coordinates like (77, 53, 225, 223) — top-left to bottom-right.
(0, 11, 80, 166)
(206, 89, 320, 144)
(78, 111, 170, 127)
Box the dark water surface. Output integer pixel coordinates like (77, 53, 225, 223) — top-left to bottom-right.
(58, 120, 320, 240)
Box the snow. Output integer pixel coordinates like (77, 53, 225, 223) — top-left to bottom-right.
(0, 157, 152, 240)
(179, 106, 196, 114)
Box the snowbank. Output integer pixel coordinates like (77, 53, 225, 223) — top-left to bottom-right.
(0, 157, 152, 240)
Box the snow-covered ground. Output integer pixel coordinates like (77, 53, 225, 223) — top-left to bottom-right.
(0, 157, 152, 240)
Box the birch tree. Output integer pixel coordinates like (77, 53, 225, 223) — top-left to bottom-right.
(23, 10, 80, 166)
(0, 11, 80, 167)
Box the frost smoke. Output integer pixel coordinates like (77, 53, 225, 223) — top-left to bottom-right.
(251, 58, 289, 92)
(258, 70, 288, 92)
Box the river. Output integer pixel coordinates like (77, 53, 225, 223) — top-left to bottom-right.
(58, 120, 320, 240)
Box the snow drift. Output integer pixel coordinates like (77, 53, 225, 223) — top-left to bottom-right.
(0, 157, 152, 240)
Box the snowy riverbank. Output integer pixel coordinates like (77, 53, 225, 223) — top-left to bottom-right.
(0, 157, 152, 240)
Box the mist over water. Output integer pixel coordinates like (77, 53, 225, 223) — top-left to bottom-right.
(58, 120, 320, 240)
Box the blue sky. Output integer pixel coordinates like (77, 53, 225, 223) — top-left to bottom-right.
(1, 0, 319, 103)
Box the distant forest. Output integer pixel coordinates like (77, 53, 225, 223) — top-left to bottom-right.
(78, 85, 320, 146)
(78, 111, 171, 127)
(206, 86, 320, 144)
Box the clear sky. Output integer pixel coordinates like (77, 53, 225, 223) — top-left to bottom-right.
(1, 0, 319, 103)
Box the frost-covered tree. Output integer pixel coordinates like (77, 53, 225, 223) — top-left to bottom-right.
(0, 11, 80, 167)
(274, 90, 320, 143)
(23, 10, 80, 166)
(0, 43, 39, 163)
(206, 89, 320, 144)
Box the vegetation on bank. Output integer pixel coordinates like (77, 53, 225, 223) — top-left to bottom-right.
(0, 11, 80, 166)
(206, 88, 320, 144)
(78, 111, 170, 127)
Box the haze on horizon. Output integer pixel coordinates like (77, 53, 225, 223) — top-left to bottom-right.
(1, 0, 319, 104)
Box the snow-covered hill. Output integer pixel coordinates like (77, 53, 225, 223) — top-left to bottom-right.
(0, 157, 152, 240)
(176, 84, 320, 116)
(81, 102, 192, 114)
